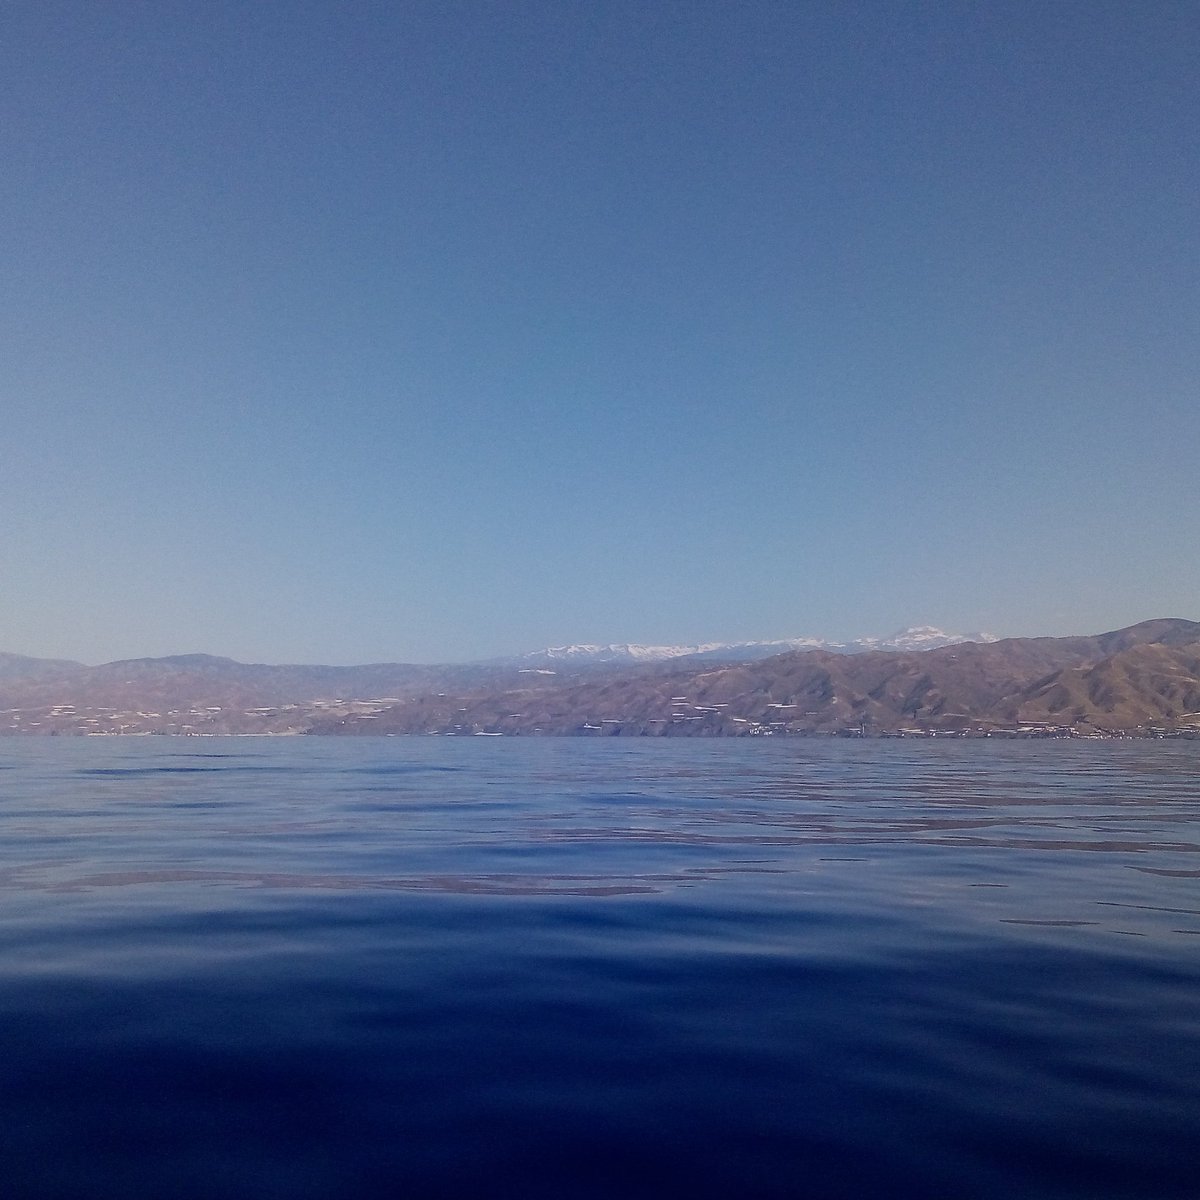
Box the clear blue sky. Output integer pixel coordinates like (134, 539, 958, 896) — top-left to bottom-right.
(3, 1, 1197, 664)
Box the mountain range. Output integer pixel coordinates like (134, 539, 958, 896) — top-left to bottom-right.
(1, 619, 1199, 737)
(487, 626, 997, 667)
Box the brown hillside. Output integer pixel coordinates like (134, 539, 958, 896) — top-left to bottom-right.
(1017, 644, 1200, 729)
(315, 619, 1200, 737)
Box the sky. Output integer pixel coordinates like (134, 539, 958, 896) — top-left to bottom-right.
(3, 0, 1197, 665)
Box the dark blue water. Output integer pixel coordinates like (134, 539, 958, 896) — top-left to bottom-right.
(1, 737, 1197, 1199)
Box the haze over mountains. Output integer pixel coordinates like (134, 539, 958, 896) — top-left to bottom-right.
(1, 620, 1198, 737)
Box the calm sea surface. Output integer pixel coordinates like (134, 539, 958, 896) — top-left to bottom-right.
(1, 737, 1197, 1199)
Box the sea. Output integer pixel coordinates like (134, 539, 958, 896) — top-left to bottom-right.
(1, 736, 1197, 1199)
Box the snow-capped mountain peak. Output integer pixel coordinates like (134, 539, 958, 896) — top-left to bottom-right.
(851, 626, 998, 653)
(495, 628, 997, 668)
(511, 642, 731, 665)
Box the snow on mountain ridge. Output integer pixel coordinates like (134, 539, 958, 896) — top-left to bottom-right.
(524, 642, 735, 664)
(499, 628, 997, 667)
(852, 626, 999, 653)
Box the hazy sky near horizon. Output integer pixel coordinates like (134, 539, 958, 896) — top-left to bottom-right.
(3, 1, 1197, 665)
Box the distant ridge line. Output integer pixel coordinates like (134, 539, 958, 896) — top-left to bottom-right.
(489, 626, 999, 668)
(1, 619, 1197, 738)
